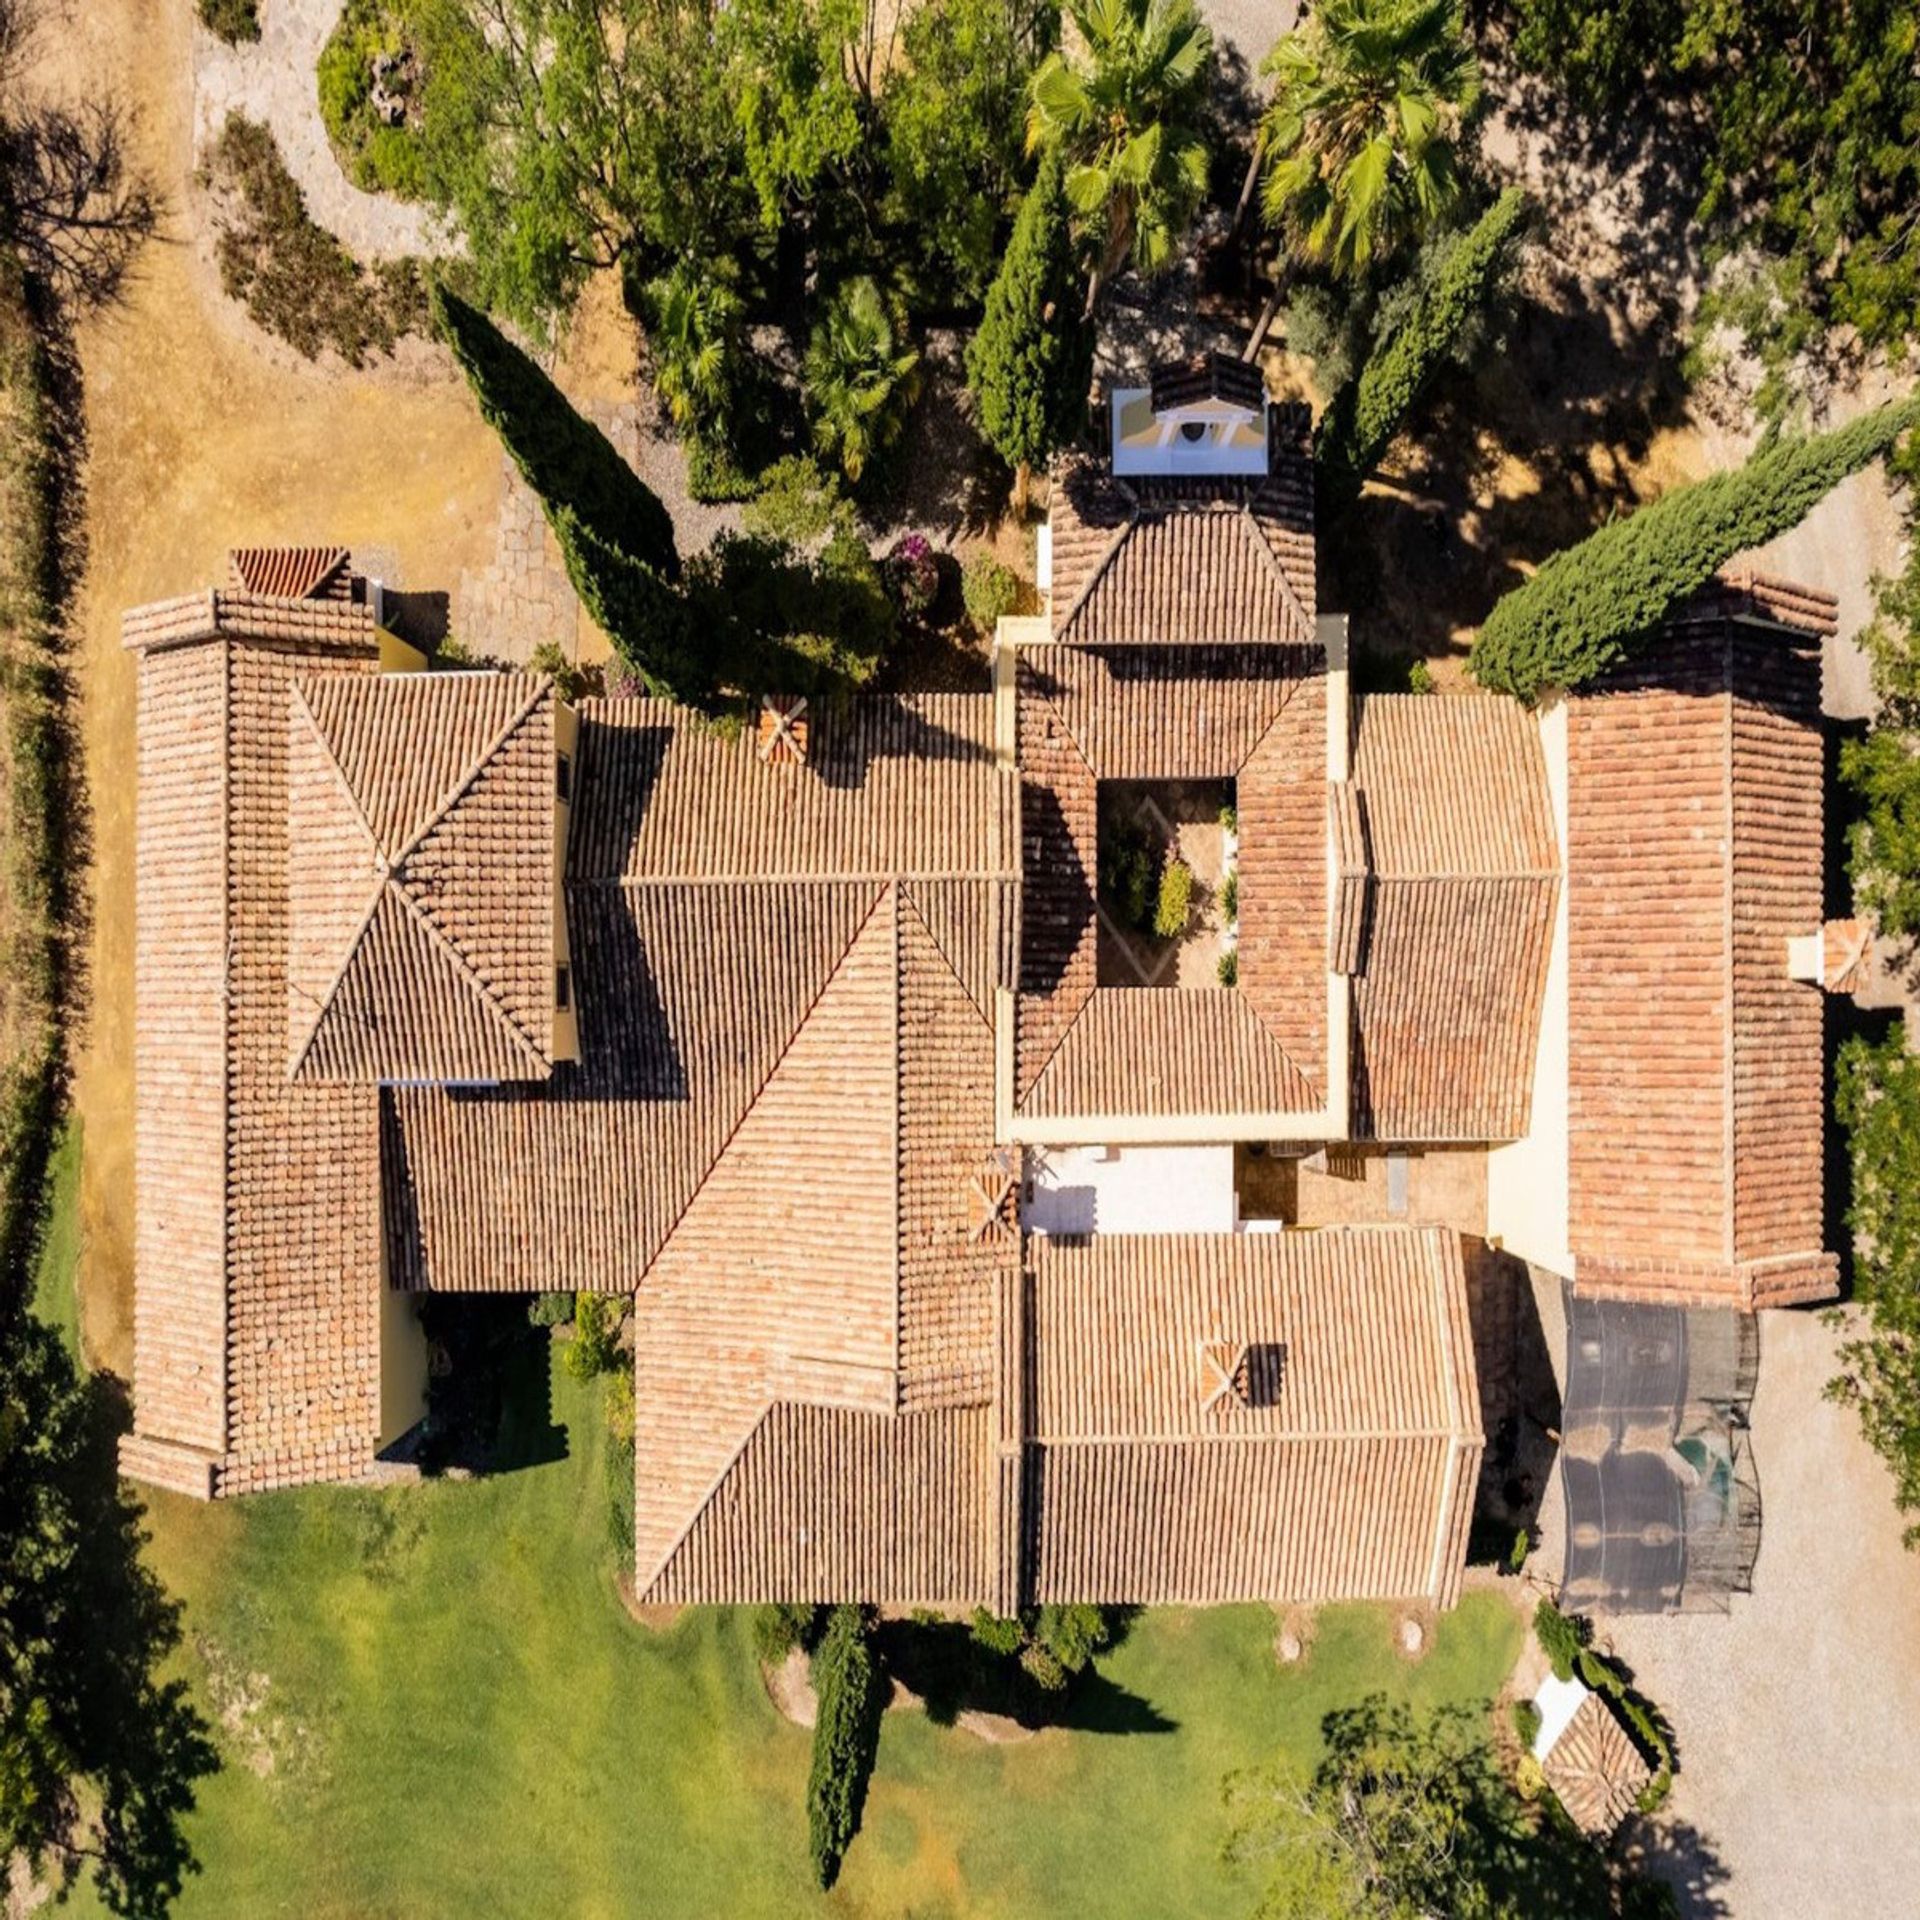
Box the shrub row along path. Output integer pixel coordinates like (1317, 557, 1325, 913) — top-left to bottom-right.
(193, 0, 451, 261)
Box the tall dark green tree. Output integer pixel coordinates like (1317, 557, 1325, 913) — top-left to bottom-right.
(805, 1605, 884, 1889)
(431, 284, 708, 700)
(965, 149, 1091, 512)
(1314, 187, 1528, 508)
(1471, 395, 1920, 702)
(431, 283, 679, 578)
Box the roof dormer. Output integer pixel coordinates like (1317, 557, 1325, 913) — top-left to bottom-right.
(1111, 352, 1271, 479)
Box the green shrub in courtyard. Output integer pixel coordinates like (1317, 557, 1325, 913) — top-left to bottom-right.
(1154, 857, 1193, 940)
(564, 1292, 620, 1381)
(527, 1291, 574, 1327)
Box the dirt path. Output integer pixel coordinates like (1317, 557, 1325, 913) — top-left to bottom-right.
(193, 0, 452, 260)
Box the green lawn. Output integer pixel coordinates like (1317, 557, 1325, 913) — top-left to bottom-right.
(43, 1164, 1523, 1919)
(28, 1115, 83, 1364)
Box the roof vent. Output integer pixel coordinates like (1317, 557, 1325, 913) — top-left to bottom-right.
(1198, 1337, 1286, 1412)
(968, 1149, 1020, 1244)
(756, 694, 810, 767)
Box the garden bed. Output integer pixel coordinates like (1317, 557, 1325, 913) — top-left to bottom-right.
(316, 0, 429, 200)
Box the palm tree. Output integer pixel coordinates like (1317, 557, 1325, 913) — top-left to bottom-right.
(1256, 0, 1480, 282)
(803, 276, 922, 484)
(1026, 0, 1214, 316)
(641, 261, 743, 439)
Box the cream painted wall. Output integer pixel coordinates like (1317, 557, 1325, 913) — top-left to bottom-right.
(1485, 702, 1574, 1280)
(377, 1282, 429, 1449)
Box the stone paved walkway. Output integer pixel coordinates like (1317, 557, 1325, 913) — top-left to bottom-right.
(193, 0, 453, 261)
(452, 395, 744, 665)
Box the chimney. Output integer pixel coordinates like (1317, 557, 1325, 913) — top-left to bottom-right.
(756, 693, 810, 767)
(1789, 917, 1872, 995)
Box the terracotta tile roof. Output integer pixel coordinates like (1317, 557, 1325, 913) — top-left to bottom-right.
(228, 545, 352, 600)
(287, 674, 557, 1083)
(569, 694, 1007, 879)
(122, 589, 375, 655)
(1149, 351, 1267, 414)
(125, 602, 388, 1496)
(1013, 644, 1328, 1120)
(1347, 696, 1560, 1141)
(1049, 404, 1316, 646)
(1541, 1691, 1653, 1836)
(1019, 1228, 1482, 1605)
(633, 888, 1015, 1603)
(1566, 582, 1837, 1307)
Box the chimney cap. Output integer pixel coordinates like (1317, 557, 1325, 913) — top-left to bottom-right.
(756, 693, 810, 766)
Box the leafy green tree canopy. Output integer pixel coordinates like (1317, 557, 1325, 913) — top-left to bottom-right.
(1471, 395, 1920, 702)
(0, 1317, 220, 1914)
(1832, 1026, 1920, 1549)
(1844, 539, 1920, 941)
(1510, 0, 1920, 387)
(1223, 1696, 1671, 1920)
(1027, 0, 1213, 311)
(803, 275, 921, 484)
(412, 0, 751, 330)
(1258, 0, 1479, 281)
(881, 0, 1058, 303)
(965, 148, 1092, 507)
(1314, 186, 1528, 506)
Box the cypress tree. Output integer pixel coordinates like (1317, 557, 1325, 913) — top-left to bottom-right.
(805, 1605, 883, 1888)
(1316, 187, 1530, 509)
(430, 282, 680, 583)
(1471, 393, 1920, 702)
(965, 151, 1091, 513)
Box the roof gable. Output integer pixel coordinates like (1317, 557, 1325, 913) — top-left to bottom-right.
(287, 673, 556, 1084)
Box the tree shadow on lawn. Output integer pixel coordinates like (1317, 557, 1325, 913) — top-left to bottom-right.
(16, 1345, 220, 1912)
(875, 1617, 1175, 1736)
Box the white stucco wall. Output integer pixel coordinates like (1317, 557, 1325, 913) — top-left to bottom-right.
(1022, 1144, 1239, 1235)
(1486, 702, 1574, 1280)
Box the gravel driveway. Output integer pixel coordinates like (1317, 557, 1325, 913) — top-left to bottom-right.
(1534, 1289, 1920, 1919)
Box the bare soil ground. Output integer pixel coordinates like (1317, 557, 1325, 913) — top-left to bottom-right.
(29, 0, 651, 1369)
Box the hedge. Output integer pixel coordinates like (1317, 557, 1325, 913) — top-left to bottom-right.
(1471, 394, 1920, 702)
